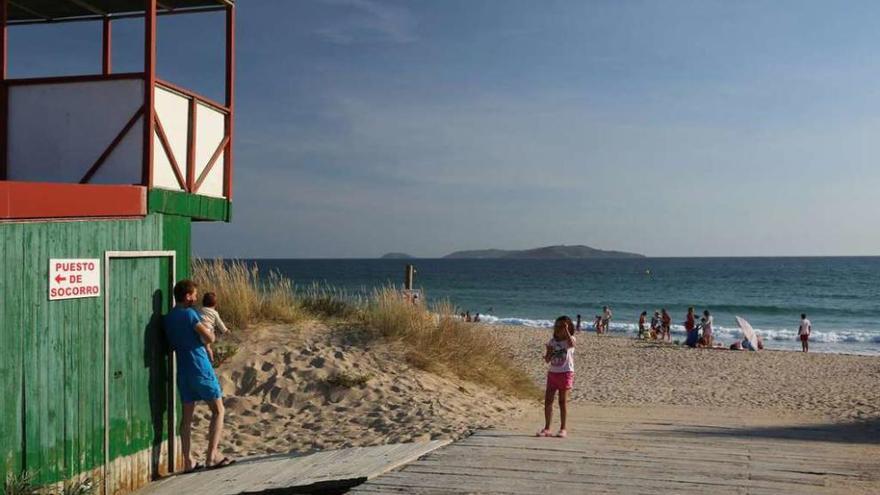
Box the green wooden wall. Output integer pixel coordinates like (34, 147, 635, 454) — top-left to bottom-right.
(148, 189, 231, 223)
(0, 212, 192, 492)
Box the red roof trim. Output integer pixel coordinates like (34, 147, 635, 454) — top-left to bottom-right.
(0, 182, 146, 220)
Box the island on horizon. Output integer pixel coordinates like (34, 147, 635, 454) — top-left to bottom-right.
(444, 244, 644, 259)
(380, 244, 645, 259)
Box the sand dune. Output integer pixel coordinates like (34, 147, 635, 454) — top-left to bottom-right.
(189, 322, 527, 460)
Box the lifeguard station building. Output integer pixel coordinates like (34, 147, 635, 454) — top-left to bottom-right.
(0, 1, 235, 493)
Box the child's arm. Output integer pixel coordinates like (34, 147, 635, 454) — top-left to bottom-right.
(215, 313, 230, 335)
(543, 344, 552, 363)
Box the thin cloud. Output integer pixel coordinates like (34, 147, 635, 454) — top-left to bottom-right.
(315, 0, 417, 44)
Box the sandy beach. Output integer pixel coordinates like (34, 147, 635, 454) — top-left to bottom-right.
(494, 325, 880, 423)
(184, 319, 880, 465)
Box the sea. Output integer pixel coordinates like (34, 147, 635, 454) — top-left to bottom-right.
(247, 257, 880, 356)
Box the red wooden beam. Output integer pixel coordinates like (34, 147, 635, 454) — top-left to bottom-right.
(153, 114, 187, 191)
(102, 16, 112, 75)
(192, 135, 229, 193)
(5, 72, 142, 86)
(142, 0, 157, 188)
(80, 106, 144, 184)
(186, 97, 196, 190)
(0, 182, 146, 220)
(223, 3, 235, 200)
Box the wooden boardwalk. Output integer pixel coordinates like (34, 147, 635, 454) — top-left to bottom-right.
(352, 405, 880, 494)
(136, 440, 449, 495)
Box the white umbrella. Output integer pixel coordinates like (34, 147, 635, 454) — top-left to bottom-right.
(735, 316, 758, 351)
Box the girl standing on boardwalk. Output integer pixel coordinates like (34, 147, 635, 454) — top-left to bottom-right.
(538, 316, 576, 438)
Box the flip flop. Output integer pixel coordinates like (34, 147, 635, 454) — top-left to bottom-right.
(556, 429, 567, 438)
(535, 428, 552, 437)
(208, 457, 236, 470)
(183, 463, 204, 474)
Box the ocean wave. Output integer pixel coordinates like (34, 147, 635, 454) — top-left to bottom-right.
(477, 314, 880, 344)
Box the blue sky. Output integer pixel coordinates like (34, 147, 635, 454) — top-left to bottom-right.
(9, 1, 880, 257)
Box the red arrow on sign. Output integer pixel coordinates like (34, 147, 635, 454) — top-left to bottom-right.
(55, 274, 67, 284)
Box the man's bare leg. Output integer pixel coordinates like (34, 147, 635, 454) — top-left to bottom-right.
(181, 402, 196, 471)
(205, 398, 225, 465)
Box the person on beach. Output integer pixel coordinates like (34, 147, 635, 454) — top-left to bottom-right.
(465, 311, 471, 322)
(650, 311, 661, 339)
(164, 280, 234, 472)
(538, 315, 576, 438)
(799, 313, 812, 352)
(638, 311, 648, 339)
(661, 309, 672, 341)
(593, 315, 603, 334)
(576, 314, 582, 333)
(701, 310, 714, 347)
(602, 306, 613, 333)
(473, 313, 481, 323)
(683, 307, 697, 347)
(199, 292, 230, 364)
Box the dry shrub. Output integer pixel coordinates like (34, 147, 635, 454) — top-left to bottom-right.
(191, 258, 305, 329)
(362, 288, 538, 399)
(299, 283, 360, 319)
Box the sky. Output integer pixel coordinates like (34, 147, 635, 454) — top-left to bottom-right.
(8, 0, 880, 257)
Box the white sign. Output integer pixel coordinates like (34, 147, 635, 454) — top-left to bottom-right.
(49, 259, 101, 300)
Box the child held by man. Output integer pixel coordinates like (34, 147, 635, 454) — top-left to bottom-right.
(199, 292, 230, 363)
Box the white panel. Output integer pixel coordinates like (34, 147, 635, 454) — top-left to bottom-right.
(7, 79, 143, 183)
(152, 132, 184, 191)
(90, 120, 143, 185)
(194, 102, 226, 198)
(154, 86, 190, 168)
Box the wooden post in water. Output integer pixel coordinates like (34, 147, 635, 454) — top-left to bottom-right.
(404, 264, 415, 290)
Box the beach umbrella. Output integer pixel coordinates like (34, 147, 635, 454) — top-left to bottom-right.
(735, 316, 758, 351)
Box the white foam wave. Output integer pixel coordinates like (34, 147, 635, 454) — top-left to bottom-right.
(478, 314, 880, 344)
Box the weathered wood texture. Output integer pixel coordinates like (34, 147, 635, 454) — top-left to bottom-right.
(0, 213, 191, 493)
(353, 405, 880, 494)
(137, 440, 450, 495)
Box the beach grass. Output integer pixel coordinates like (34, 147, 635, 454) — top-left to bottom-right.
(191, 258, 306, 329)
(361, 288, 540, 399)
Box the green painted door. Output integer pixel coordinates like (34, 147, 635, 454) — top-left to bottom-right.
(107, 256, 173, 487)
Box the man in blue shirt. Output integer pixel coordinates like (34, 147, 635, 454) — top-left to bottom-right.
(165, 279, 233, 471)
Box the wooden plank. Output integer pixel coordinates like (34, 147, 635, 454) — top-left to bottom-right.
(137, 440, 450, 495)
(353, 406, 880, 495)
(0, 223, 24, 481)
